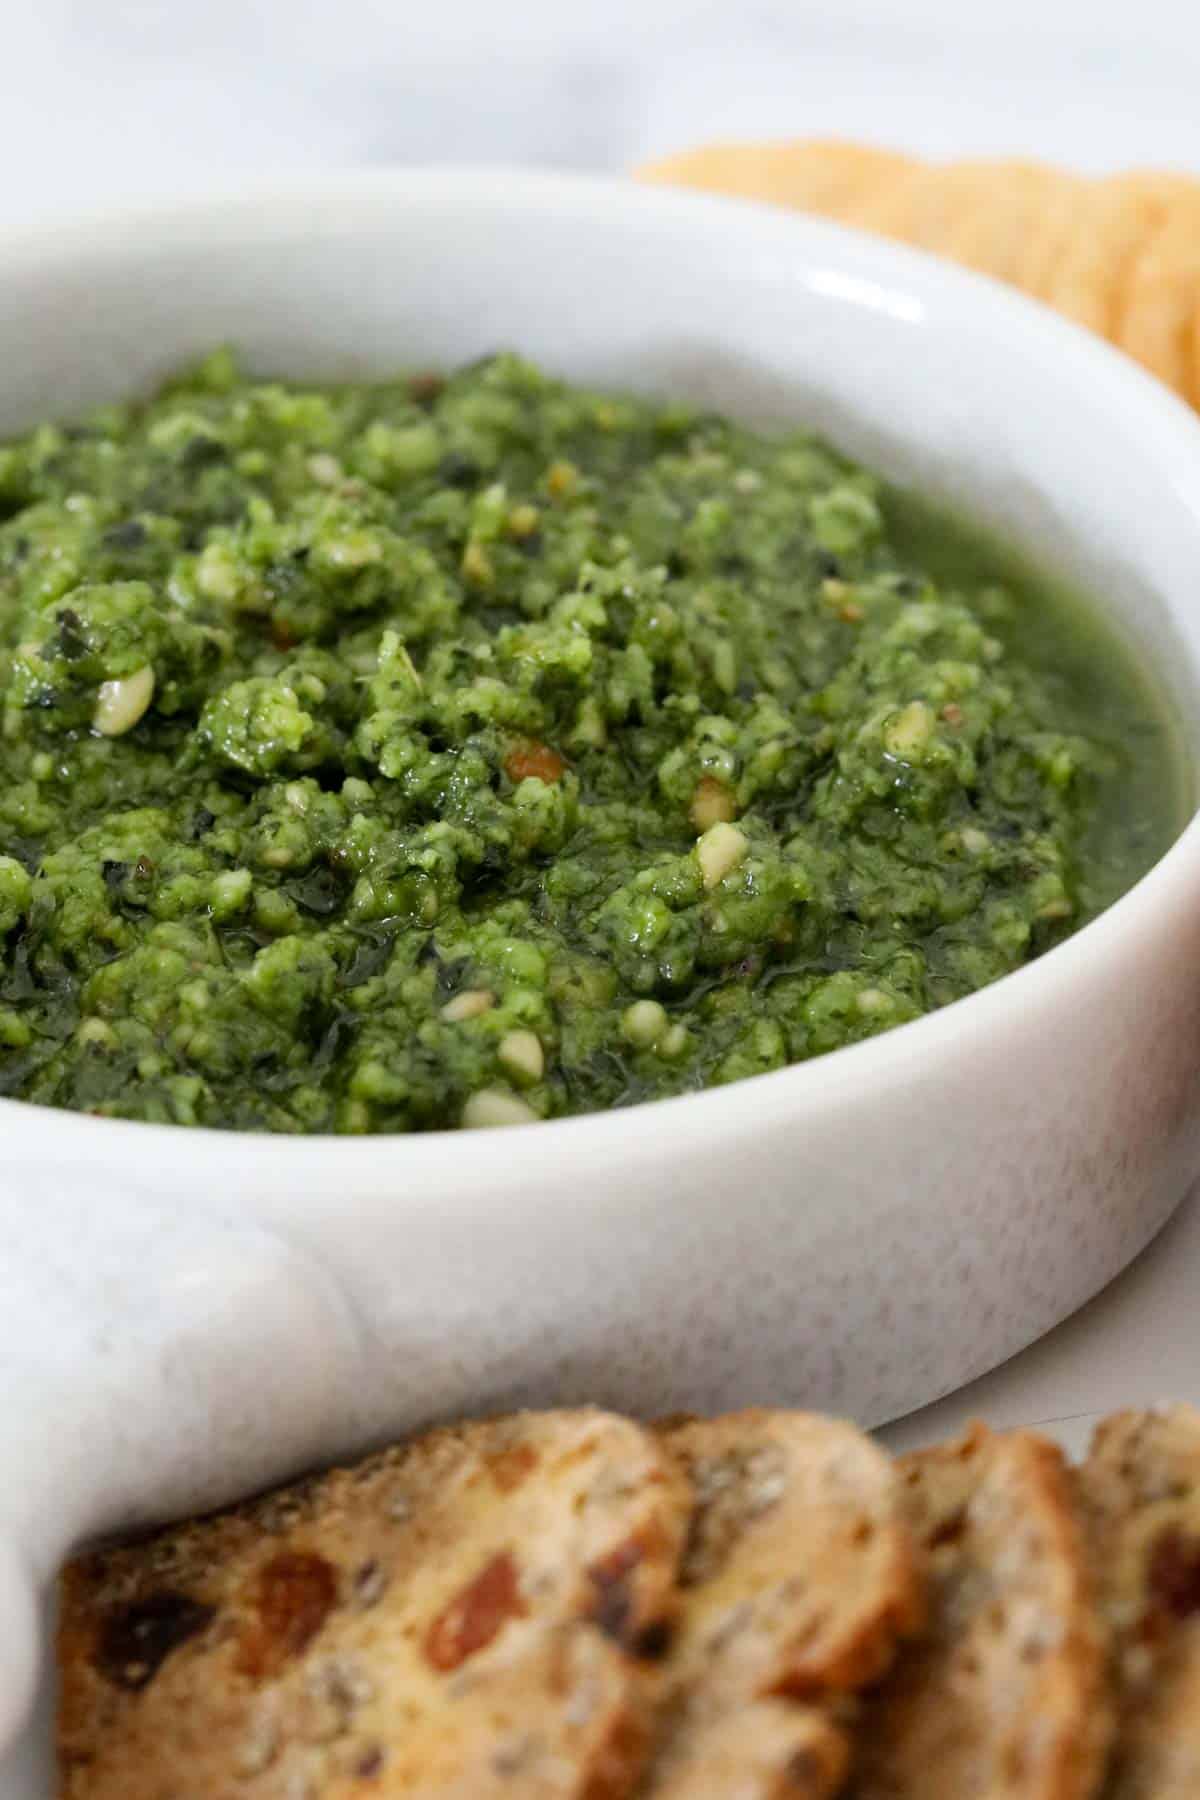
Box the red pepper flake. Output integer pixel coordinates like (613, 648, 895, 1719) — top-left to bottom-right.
(504, 740, 566, 786)
(408, 372, 445, 407)
(236, 1550, 338, 1680)
(424, 1550, 526, 1672)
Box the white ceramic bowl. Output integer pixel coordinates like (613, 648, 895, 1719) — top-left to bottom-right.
(5, 168, 1200, 1773)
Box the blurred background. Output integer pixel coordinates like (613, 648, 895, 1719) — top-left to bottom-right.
(7, 0, 1200, 228)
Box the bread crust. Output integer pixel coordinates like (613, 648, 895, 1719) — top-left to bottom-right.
(639, 1410, 924, 1797)
(1081, 1406, 1200, 1800)
(57, 1409, 691, 1799)
(849, 1424, 1112, 1800)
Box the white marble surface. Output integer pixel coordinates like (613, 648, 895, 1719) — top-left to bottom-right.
(5, 0, 1200, 233)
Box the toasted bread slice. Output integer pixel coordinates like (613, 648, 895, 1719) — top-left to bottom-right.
(1080, 1405, 1200, 1799)
(642, 1411, 924, 1797)
(850, 1424, 1111, 1800)
(57, 1409, 690, 1799)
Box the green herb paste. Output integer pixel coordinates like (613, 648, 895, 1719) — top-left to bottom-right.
(0, 352, 1179, 1130)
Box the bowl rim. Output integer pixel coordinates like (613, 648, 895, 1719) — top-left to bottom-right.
(4, 161, 1200, 1177)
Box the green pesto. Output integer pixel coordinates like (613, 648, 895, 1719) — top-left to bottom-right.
(0, 351, 1180, 1132)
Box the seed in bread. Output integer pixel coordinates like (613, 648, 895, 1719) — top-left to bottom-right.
(1080, 1405, 1200, 1799)
(57, 1409, 691, 1800)
(849, 1423, 1112, 1800)
(642, 1410, 924, 1797)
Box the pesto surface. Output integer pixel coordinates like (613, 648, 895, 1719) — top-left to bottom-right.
(0, 352, 1178, 1131)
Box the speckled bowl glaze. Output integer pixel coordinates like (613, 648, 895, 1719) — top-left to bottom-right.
(4, 168, 1200, 1764)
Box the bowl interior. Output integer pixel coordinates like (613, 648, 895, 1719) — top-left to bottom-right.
(6, 169, 1200, 767)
